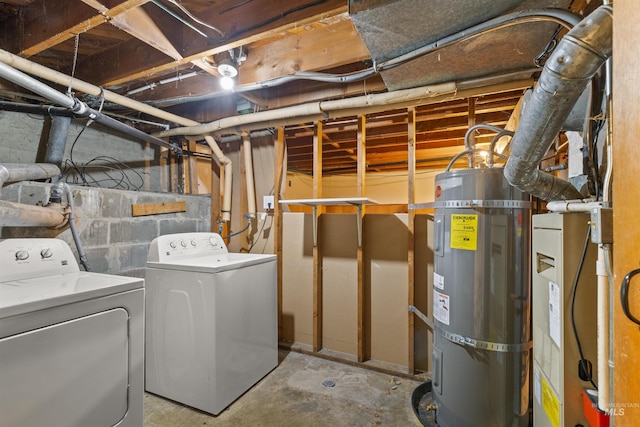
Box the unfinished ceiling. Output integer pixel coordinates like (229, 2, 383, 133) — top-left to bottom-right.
(0, 0, 600, 174)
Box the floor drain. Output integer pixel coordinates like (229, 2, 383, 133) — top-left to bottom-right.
(322, 380, 336, 387)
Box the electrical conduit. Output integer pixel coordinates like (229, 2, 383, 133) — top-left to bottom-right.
(0, 49, 233, 222)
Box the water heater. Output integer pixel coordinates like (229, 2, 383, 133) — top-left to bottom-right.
(432, 167, 532, 427)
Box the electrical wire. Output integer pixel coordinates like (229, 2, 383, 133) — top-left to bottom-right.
(221, 220, 251, 239)
(163, 0, 225, 37)
(570, 226, 598, 389)
(60, 120, 146, 190)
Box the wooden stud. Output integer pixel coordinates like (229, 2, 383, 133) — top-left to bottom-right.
(313, 121, 324, 352)
(468, 97, 476, 167)
(239, 140, 249, 251)
(357, 114, 366, 363)
(612, 1, 640, 422)
(188, 139, 199, 194)
(274, 127, 286, 341)
(407, 107, 417, 375)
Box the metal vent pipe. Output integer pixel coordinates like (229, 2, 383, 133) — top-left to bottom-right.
(504, 5, 613, 201)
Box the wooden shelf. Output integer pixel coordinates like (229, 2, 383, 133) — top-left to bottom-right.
(279, 197, 378, 206)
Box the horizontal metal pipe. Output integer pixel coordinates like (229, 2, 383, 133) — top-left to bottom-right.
(0, 163, 61, 187)
(0, 60, 179, 152)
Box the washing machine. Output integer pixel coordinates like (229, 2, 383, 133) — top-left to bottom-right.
(0, 238, 144, 427)
(145, 232, 278, 415)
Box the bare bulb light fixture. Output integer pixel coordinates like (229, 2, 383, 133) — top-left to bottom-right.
(214, 50, 240, 90)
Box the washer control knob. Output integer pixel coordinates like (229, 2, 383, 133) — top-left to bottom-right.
(169, 241, 177, 249)
(15, 250, 29, 261)
(190, 240, 197, 247)
(180, 240, 187, 248)
(40, 248, 53, 259)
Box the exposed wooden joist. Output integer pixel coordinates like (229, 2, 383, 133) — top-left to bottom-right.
(80, 0, 346, 87)
(12, 0, 150, 57)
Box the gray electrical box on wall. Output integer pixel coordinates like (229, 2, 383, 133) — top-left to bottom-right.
(532, 213, 598, 427)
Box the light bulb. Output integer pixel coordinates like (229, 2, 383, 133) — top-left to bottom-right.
(220, 75, 235, 90)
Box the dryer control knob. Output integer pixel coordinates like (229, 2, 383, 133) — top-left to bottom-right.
(180, 240, 187, 248)
(40, 248, 53, 259)
(15, 250, 29, 261)
(169, 241, 177, 249)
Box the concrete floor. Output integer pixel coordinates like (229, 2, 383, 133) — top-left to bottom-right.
(144, 350, 423, 427)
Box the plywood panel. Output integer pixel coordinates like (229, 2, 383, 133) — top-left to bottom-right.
(281, 213, 314, 345)
(365, 214, 409, 366)
(321, 214, 358, 355)
(612, 1, 640, 422)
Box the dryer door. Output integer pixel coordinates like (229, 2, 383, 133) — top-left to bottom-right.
(0, 308, 130, 427)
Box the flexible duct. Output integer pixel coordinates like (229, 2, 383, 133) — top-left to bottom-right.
(0, 49, 233, 222)
(503, 5, 613, 201)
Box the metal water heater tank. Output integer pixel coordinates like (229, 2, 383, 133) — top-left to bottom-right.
(431, 167, 532, 427)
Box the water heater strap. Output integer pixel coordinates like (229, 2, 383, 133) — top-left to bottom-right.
(411, 200, 533, 210)
(438, 329, 533, 353)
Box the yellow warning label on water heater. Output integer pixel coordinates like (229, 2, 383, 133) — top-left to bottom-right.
(450, 214, 478, 251)
(541, 377, 560, 427)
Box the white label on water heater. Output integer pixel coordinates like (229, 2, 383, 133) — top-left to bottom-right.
(433, 290, 450, 325)
(549, 281, 561, 347)
(434, 272, 444, 290)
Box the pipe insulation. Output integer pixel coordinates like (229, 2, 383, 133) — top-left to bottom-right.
(0, 49, 233, 221)
(155, 82, 457, 138)
(503, 5, 613, 201)
(242, 134, 257, 218)
(0, 200, 67, 227)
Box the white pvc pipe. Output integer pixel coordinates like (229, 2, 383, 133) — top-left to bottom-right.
(545, 199, 605, 212)
(242, 134, 256, 217)
(0, 48, 233, 222)
(596, 245, 610, 412)
(155, 82, 457, 138)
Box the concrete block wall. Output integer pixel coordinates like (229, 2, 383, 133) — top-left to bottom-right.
(0, 182, 211, 277)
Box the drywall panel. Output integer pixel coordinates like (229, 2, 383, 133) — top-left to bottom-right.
(285, 171, 438, 205)
(415, 215, 434, 372)
(281, 213, 314, 345)
(365, 214, 410, 366)
(321, 214, 359, 355)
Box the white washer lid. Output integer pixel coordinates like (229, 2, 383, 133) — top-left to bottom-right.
(0, 272, 144, 319)
(146, 252, 276, 273)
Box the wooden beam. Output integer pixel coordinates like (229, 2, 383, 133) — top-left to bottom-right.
(131, 200, 186, 216)
(274, 127, 286, 341)
(357, 114, 366, 363)
(83, 0, 347, 87)
(313, 120, 324, 352)
(407, 107, 416, 375)
(13, 0, 150, 57)
(612, 1, 640, 423)
(237, 14, 369, 85)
